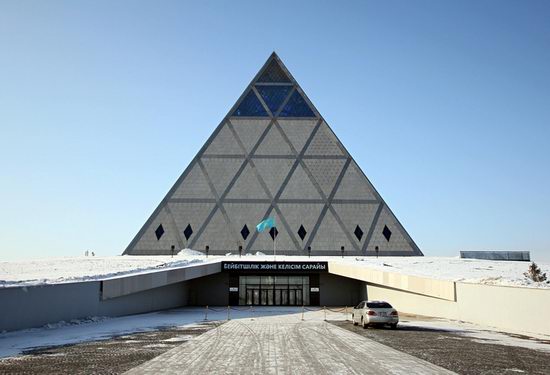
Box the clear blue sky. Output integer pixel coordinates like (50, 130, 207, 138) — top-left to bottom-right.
(1, 1, 549, 261)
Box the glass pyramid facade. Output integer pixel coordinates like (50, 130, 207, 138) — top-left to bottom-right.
(124, 53, 422, 256)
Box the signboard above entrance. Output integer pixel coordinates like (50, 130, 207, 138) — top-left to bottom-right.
(222, 261, 328, 273)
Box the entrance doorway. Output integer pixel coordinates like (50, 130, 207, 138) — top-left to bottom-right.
(239, 275, 310, 306)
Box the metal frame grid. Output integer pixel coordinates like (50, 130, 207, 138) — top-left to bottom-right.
(124, 53, 422, 256)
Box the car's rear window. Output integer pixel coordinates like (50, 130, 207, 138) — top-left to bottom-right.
(367, 302, 392, 308)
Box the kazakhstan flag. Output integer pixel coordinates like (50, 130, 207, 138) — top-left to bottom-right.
(256, 217, 276, 233)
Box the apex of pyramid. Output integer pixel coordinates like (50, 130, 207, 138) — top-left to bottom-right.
(231, 52, 317, 118)
(256, 55, 293, 84)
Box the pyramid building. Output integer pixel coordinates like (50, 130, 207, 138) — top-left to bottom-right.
(124, 53, 422, 256)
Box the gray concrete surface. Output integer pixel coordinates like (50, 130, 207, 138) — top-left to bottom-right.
(333, 319, 550, 375)
(0, 280, 189, 332)
(125, 314, 454, 374)
(0, 262, 220, 332)
(460, 251, 530, 261)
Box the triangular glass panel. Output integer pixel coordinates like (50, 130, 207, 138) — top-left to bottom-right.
(279, 91, 315, 117)
(279, 164, 323, 200)
(256, 85, 293, 114)
(253, 158, 294, 196)
(278, 203, 324, 246)
(230, 119, 270, 154)
(170, 163, 215, 199)
(303, 159, 347, 197)
(201, 158, 244, 197)
(253, 124, 294, 156)
(257, 60, 291, 83)
(277, 119, 318, 154)
(233, 90, 268, 117)
(168, 202, 216, 246)
(365, 206, 419, 254)
(225, 163, 269, 199)
(332, 203, 378, 246)
(204, 123, 243, 155)
(333, 161, 377, 200)
(305, 123, 344, 156)
(309, 210, 356, 252)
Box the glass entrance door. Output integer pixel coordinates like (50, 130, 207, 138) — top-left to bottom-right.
(238, 275, 311, 306)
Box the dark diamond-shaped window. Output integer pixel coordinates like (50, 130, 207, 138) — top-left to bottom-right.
(256, 85, 292, 114)
(269, 227, 279, 240)
(279, 91, 315, 117)
(155, 224, 164, 240)
(241, 225, 250, 240)
(354, 225, 364, 242)
(297, 225, 307, 241)
(233, 90, 268, 117)
(382, 225, 392, 242)
(183, 224, 193, 241)
(257, 60, 291, 83)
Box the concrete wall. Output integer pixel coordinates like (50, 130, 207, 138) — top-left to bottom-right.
(0, 281, 189, 332)
(319, 272, 362, 306)
(4, 258, 548, 337)
(0, 262, 221, 332)
(328, 261, 456, 301)
(365, 282, 550, 336)
(188, 272, 229, 306)
(459, 251, 530, 261)
(102, 261, 221, 300)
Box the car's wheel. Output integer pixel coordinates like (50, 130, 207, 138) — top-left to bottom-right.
(352, 315, 358, 326)
(362, 317, 369, 329)
(390, 323, 398, 330)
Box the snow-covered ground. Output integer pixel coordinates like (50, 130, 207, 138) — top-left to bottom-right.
(349, 256, 550, 288)
(1, 253, 549, 289)
(0, 307, 305, 358)
(0, 249, 207, 287)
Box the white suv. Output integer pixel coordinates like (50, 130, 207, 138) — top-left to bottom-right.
(352, 300, 399, 329)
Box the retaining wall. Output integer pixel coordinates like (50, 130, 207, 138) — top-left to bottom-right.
(365, 282, 550, 336)
(0, 262, 222, 332)
(0, 281, 189, 332)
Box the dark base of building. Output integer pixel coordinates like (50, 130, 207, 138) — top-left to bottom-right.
(187, 265, 363, 307)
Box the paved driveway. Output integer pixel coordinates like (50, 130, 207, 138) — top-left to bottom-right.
(125, 314, 454, 375)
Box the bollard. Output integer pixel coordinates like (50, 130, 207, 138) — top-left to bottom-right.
(302, 305, 305, 321)
(205, 305, 208, 321)
(345, 306, 348, 321)
(324, 306, 327, 321)
(227, 305, 230, 320)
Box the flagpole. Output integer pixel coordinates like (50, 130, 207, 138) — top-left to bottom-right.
(274, 229, 276, 261)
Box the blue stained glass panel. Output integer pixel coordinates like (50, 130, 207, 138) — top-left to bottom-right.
(233, 90, 268, 117)
(256, 85, 292, 114)
(279, 91, 315, 117)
